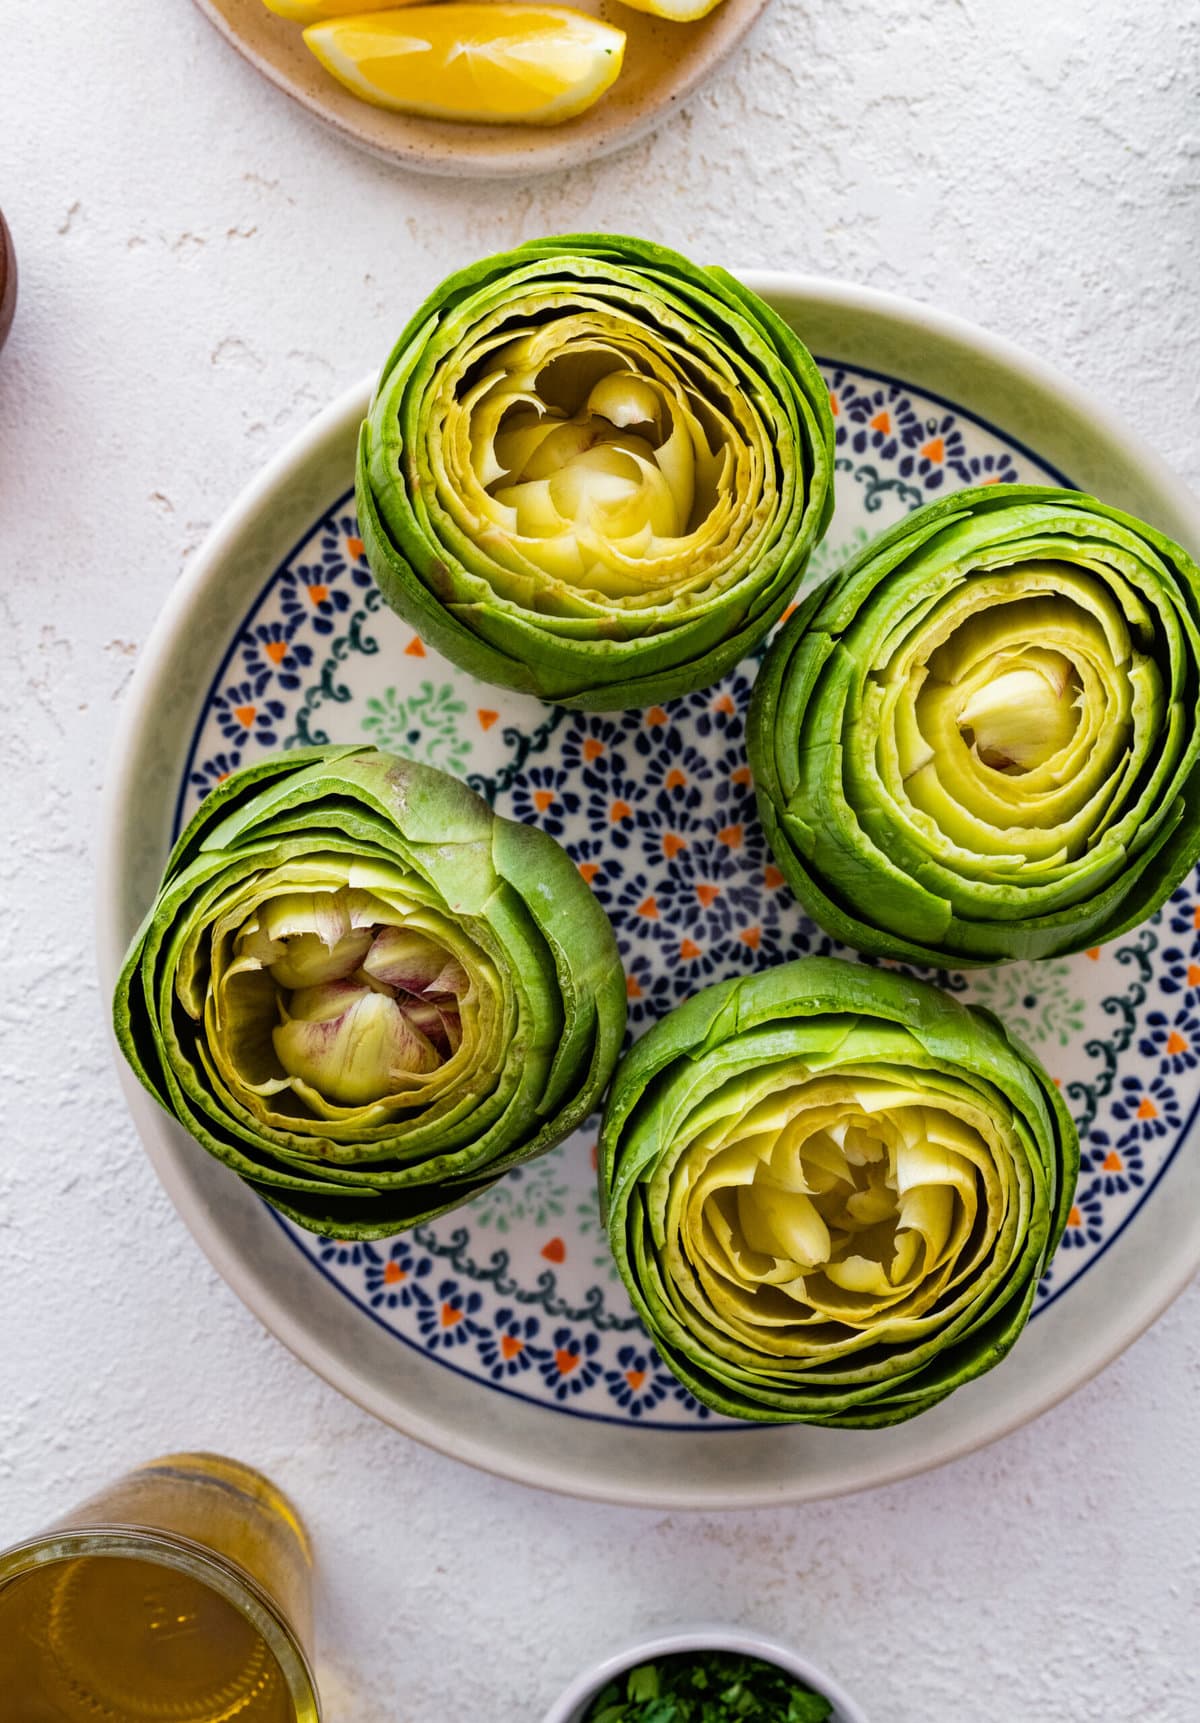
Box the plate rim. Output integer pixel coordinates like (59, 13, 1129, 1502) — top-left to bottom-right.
(188, 0, 774, 181)
(98, 272, 1200, 1506)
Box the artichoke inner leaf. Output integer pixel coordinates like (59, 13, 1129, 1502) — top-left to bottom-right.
(954, 652, 1083, 775)
(658, 1061, 1013, 1349)
(275, 983, 443, 1107)
(854, 570, 1167, 894)
(482, 357, 706, 560)
(204, 885, 484, 1124)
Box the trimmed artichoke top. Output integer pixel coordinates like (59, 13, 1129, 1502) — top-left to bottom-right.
(357, 234, 834, 710)
(749, 485, 1200, 966)
(113, 746, 626, 1238)
(599, 958, 1077, 1427)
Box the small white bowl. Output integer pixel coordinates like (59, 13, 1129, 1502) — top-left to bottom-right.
(541, 1626, 870, 1723)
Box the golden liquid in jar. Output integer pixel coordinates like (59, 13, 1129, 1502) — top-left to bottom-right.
(0, 1554, 296, 1722)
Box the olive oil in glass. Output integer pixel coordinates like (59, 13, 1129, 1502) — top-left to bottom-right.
(0, 1454, 319, 1722)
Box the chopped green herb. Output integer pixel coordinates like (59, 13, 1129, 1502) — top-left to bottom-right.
(582, 1651, 834, 1722)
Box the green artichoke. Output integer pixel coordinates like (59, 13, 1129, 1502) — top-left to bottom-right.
(599, 958, 1077, 1426)
(357, 233, 834, 710)
(114, 745, 626, 1238)
(749, 484, 1200, 965)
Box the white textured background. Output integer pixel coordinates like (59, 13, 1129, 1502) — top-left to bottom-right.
(2, 1, 1199, 1717)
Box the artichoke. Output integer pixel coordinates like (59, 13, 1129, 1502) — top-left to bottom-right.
(113, 745, 626, 1238)
(599, 958, 1077, 1426)
(749, 484, 1200, 965)
(357, 234, 834, 710)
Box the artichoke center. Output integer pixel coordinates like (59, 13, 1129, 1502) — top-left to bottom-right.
(955, 650, 1081, 774)
(735, 1125, 906, 1281)
(235, 891, 466, 1108)
(488, 358, 704, 549)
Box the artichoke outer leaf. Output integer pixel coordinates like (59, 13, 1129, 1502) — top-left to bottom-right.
(356, 426, 543, 698)
(489, 815, 625, 1128)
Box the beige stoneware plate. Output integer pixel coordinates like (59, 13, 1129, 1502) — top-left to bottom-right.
(190, 0, 773, 177)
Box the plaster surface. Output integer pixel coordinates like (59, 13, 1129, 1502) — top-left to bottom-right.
(1, 2, 1198, 1717)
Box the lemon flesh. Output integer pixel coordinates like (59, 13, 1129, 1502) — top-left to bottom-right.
(612, 0, 726, 19)
(263, 0, 422, 24)
(304, 6, 627, 125)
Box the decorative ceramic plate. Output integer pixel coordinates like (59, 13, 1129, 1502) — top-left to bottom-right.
(100, 276, 1200, 1506)
(190, 0, 772, 179)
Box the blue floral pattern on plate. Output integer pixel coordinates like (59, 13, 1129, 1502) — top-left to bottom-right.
(172, 362, 1196, 1429)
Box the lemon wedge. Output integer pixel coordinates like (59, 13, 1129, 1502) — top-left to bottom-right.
(263, 0, 421, 23)
(303, 6, 627, 125)
(612, 0, 726, 17)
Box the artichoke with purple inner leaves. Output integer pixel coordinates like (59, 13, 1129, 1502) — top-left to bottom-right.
(113, 745, 626, 1238)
